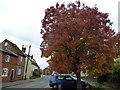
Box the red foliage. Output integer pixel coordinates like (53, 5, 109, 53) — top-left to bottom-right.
(40, 1, 119, 77)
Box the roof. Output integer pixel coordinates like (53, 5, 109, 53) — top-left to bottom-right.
(27, 55, 40, 68)
(0, 39, 25, 57)
(0, 47, 18, 57)
(31, 59, 40, 68)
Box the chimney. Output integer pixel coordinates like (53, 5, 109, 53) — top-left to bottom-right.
(31, 55, 33, 59)
(22, 45, 26, 53)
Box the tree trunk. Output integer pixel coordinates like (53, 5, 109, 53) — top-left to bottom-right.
(76, 72, 82, 90)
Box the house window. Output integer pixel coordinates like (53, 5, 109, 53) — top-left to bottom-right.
(20, 56, 23, 62)
(5, 55, 10, 62)
(1, 68, 8, 77)
(4, 42, 8, 46)
(18, 68, 22, 75)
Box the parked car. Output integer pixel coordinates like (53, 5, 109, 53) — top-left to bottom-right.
(49, 74, 90, 89)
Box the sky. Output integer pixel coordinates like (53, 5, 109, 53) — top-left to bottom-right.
(0, 0, 119, 69)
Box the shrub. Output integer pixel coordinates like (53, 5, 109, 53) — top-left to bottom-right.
(97, 73, 111, 83)
(32, 70, 41, 79)
(97, 60, 120, 83)
(109, 60, 120, 83)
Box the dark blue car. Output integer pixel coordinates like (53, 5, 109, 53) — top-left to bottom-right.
(49, 74, 90, 88)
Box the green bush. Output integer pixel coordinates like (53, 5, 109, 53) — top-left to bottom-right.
(97, 60, 120, 83)
(109, 60, 120, 83)
(97, 73, 111, 83)
(32, 70, 41, 79)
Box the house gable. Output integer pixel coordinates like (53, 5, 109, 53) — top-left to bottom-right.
(0, 39, 25, 57)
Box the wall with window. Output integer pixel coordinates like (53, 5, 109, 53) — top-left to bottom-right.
(1, 52, 18, 82)
(2, 63, 17, 82)
(17, 56, 25, 66)
(2, 53, 17, 65)
(1, 54, 25, 82)
(16, 56, 26, 80)
(0, 40, 26, 82)
(15, 66, 24, 80)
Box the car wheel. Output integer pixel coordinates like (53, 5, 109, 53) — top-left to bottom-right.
(52, 84, 58, 88)
(58, 84, 62, 88)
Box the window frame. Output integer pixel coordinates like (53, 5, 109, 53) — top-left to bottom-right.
(5, 55, 10, 62)
(1, 68, 9, 77)
(18, 68, 22, 75)
(20, 56, 23, 62)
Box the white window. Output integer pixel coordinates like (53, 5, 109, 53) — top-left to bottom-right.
(1, 68, 8, 77)
(20, 56, 23, 62)
(4, 42, 8, 46)
(5, 55, 10, 62)
(18, 68, 22, 75)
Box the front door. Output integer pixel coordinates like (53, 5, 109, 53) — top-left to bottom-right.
(10, 69, 15, 81)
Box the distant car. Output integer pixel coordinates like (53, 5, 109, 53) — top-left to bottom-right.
(49, 74, 90, 89)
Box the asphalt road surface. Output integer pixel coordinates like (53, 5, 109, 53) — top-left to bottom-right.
(5, 75, 51, 88)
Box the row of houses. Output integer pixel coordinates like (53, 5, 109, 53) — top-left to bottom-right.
(0, 39, 40, 82)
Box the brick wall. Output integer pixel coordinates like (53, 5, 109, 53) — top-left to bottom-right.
(1, 52, 18, 82)
(16, 56, 26, 80)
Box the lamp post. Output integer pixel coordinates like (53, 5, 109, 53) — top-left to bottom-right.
(25, 45, 31, 80)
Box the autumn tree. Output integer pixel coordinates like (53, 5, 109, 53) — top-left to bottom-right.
(40, 1, 119, 89)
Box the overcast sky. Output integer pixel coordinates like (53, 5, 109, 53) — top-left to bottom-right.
(0, 0, 119, 69)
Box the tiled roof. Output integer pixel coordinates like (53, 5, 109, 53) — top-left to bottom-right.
(0, 39, 25, 57)
(28, 55, 40, 68)
(0, 47, 18, 57)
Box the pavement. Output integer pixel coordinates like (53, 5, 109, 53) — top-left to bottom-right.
(84, 78, 119, 90)
(1, 77, 43, 88)
(84, 78, 108, 88)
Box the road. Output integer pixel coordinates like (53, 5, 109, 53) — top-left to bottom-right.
(4, 75, 51, 88)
